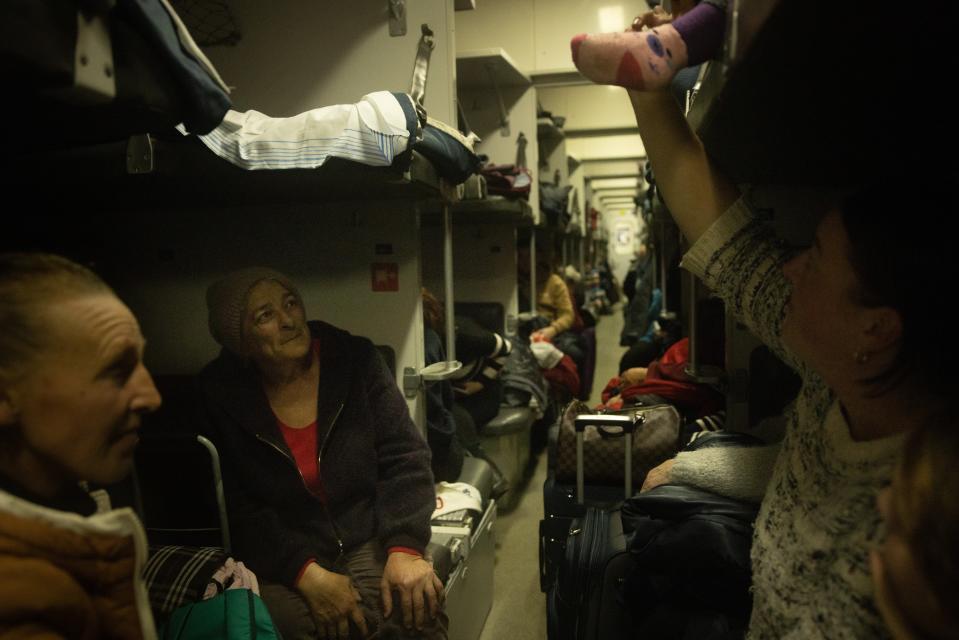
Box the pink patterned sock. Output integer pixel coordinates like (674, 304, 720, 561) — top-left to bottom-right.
(571, 25, 688, 90)
(571, 2, 725, 90)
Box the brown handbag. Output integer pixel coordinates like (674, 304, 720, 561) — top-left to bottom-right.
(554, 400, 682, 490)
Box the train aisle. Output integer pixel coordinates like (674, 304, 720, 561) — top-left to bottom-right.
(478, 303, 624, 640)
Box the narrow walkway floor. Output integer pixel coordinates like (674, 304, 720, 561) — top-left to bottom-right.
(477, 304, 624, 640)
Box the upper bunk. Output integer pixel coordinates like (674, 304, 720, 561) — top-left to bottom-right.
(8, 1, 478, 211)
(685, 0, 937, 188)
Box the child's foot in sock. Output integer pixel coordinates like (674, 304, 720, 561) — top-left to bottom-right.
(571, 1, 726, 90)
(571, 26, 688, 90)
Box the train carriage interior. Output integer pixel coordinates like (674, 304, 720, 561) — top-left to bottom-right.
(2, 1, 955, 639)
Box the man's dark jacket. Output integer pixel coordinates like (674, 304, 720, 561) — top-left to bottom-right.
(197, 321, 435, 587)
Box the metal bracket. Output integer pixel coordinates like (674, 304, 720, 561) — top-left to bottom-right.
(389, 0, 407, 37)
(70, 4, 117, 103)
(403, 367, 421, 398)
(422, 361, 464, 382)
(403, 362, 464, 398)
(506, 314, 518, 337)
(126, 134, 155, 174)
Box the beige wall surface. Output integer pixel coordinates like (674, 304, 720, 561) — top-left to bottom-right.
(532, 0, 650, 71)
(455, 0, 537, 70)
(584, 159, 646, 178)
(207, 0, 456, 123)
(457, 0, 649, 73)
(537, 85, 637, 132)
(566, 133, 645, 160)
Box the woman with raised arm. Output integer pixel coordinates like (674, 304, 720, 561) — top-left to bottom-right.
(571, 9, 957, 638)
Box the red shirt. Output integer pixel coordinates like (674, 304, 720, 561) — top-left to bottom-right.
(274, 341, 421, 586)
(277, 418, 326, 502)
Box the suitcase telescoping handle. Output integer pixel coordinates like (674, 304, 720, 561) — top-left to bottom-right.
(573, 413, 640, 504)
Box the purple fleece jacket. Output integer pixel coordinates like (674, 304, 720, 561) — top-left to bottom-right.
(198, 320, 435, 587)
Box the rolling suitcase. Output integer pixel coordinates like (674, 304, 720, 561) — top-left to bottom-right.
(539, 401, 680, 593)
(545, 412, 639, 640)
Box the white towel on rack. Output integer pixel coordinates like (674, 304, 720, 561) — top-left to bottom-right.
(193, 91, 414, 170)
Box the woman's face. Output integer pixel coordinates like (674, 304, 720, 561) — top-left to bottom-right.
(242, 280, 311, 366)
(781, 211, 873, 386)
(872, 486, 950, 639)
(4, 294, 161, 494)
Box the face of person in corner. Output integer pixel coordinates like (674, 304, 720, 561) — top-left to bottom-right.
(872, 487, 949, 639)
(242, 280, 311, 366)
(780, 210, 867, 385)
(8, 294, 161, 492)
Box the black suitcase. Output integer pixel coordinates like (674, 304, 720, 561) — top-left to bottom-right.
(544, 412, 639, 640)
(539, 402, 677, 594)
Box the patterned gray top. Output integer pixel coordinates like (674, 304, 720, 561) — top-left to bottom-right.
(678, 197, 904, 639)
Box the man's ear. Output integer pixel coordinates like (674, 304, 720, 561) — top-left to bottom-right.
(862, 307, 903, 352)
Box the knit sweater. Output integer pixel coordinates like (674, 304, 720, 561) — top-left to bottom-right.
(671, 198, 904, 639)
(537, 273, 575, 334)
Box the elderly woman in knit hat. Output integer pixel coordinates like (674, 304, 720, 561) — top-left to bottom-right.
(198, 267, 446, 640)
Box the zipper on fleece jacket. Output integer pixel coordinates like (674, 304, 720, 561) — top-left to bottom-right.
(254, 401, 347, 559)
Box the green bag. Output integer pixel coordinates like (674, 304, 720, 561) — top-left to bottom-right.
(160, 589, 280, 640)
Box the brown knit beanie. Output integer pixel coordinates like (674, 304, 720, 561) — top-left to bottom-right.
(206, 267, 303, 355)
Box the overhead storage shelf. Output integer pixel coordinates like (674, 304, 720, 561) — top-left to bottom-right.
(685, 0, 912, 187)
(423, 197, 533, 226)
(456, 49, 531, 90)
(529, 68, 588, 87)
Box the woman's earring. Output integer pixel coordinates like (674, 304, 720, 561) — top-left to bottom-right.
(853, 350, 870, 365)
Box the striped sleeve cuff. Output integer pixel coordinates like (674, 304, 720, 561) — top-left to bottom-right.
(680, 196, 755, 284)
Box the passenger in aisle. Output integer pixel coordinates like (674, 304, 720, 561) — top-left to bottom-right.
(572, 19, 958, 637)
(199, 268, 446, 640)
(0, 253, 162, 638)
(517, 240, 576, 344)
(871, 415, 958, 639)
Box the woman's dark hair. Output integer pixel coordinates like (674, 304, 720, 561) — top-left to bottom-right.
(0, 253, 111, 384)
(840, 175, 956, 397)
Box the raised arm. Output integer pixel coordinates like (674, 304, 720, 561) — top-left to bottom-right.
(627, 89, 740, 244)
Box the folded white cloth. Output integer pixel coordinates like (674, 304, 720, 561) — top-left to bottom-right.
(432, 482, 482, 518)
(531, 341, 564, 369)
